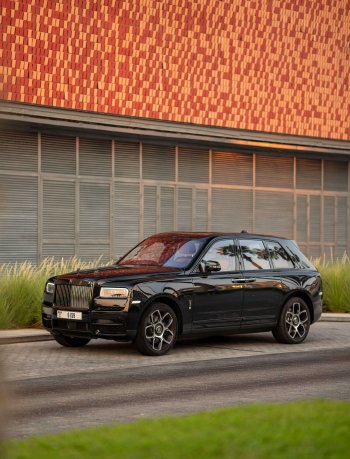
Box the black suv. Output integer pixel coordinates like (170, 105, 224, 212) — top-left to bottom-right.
(42, 232, 322, 356)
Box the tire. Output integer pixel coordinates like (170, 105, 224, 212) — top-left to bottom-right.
(52, 333, 91, 347)
(135, 303, 178, 356)
(272, 297, 311, 344)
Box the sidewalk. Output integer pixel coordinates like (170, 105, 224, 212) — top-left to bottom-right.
(0, 313, 348, 345)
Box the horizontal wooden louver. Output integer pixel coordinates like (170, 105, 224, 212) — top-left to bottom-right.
(255, 191, 293, 238)
(79, 244, 110, 262)
(178, 147, 209, 183)
(256, 155, 293, 189)
(115, 141, 140, 179)
(212, 151, 253, 186)
(0, 175, 38, 263)
(296, 159, 321, 190)
(310, 195, 321, 243)
(323, 196, 335, 243)
(195, 189, 208, 231)
(143, 186, 157, 237)
(114, 182, 140, 258)
(43, 244, 75, 259)
(212, 189, 253, 232)
(79, 183, 110, 259)
(0, 130, 37, 172)
(142, 144, 175, 181)
(160, 186, 175, 232)
(43, 180, 75, 241)
(337, 197, 347, 247)
(177, 188, 193, 231)
(41, 134, 76, 175)
(324, 160, 348, 192)
(297, 195, 307, 243)
(79, 138, 112, 177)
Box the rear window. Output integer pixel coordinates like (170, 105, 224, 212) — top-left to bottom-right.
(286, 240, 316, 269)
(266, 241, 294, 269)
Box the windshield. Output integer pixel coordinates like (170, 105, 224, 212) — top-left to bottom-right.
(118, 236, 206, 268)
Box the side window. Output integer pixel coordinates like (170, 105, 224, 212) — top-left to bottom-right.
(200, 239, 237, 272)
(267, 241, 295, 269)
(239, 239, 271, 270)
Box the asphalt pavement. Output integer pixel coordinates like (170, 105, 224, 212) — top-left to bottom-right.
(1, 319, 349, 438)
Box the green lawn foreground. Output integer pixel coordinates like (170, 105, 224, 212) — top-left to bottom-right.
(4, 401, 350, 459)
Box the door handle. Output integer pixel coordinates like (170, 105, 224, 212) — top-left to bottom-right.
(231, 278, 256, 283)
(244, 278, 256, 283)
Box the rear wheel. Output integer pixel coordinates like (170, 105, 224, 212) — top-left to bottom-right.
(135, 303, 178, 356)
(272, 297, 310, 344)
(52, 333, 91, 347)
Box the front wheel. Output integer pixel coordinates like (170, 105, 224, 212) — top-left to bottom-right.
(135, 303, 178, 356)
(51, 333, 91, 347)
(272, 297, 310, 344)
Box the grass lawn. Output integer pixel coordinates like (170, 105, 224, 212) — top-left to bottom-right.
(4, 400, 350, 459)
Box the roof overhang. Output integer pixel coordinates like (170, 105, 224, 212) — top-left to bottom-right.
(1, 100, 350, 157)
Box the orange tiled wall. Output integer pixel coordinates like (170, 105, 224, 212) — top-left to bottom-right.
(1, 0, 349, 140)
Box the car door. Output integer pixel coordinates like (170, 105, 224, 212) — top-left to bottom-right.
(238, 238, 284, 328)
(191, 238, 244, 331)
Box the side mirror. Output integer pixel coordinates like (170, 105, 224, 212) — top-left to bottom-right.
(199, 260, 221, 274)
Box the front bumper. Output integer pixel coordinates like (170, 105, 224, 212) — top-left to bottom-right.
(42, 306, 137, 340)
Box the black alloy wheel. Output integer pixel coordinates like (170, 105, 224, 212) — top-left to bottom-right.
(135, 303, 178, 356)
(51, 333, 91, 347)
(272, 297, 311, 344)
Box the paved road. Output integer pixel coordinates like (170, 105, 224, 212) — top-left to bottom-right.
(1, 321, 350, 438)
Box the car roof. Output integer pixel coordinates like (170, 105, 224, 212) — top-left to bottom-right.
(152, 231, 289, 241)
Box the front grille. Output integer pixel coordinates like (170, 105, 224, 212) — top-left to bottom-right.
(54, 284, 93, 310)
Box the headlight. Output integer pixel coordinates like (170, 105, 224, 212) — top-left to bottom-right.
(45, 282, 55, 294)
(100, 287, 129, 298)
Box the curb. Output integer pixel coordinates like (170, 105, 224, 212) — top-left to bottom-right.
(319, 315, 350, 323)
(0, 313, 349, 345)
(0, 332, 53, 345)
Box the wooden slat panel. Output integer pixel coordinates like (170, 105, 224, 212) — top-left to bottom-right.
(178, 147, 209, 183)
(212, 151, 253, 186)
(42, 134, 76, 175)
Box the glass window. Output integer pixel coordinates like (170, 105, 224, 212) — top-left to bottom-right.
(118, 236, 206, 268)
(266, 241, 294, 269)
(239, 239, 271, 270)
(200, 239, 237, 272)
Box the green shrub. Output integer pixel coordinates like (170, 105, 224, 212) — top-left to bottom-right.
(0, 257, 103, 329)
(314, 254, 350, 313)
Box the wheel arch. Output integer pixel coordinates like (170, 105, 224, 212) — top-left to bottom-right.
(282, 291, 314, 323)
(141, 295, 184, 334)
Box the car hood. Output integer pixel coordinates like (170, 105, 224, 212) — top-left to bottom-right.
(54, 265, 182, 284)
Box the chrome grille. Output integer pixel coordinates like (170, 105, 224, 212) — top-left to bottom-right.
(54, 284, 93, 310)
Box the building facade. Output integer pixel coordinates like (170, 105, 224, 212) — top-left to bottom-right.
(1, 1, 350, 263)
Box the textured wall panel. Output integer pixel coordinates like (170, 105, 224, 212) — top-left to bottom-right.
(212, 189, 253, 232)
(178, 148, 209, 183)
(0, 175, 38, 263)
(212, 151, 253, 186)
(0, 1, 349, 140)
(43, 180, 75, 240)
(0, 130, 37, 172)
(255, 191, 293, 238)
(142, 144, 175, 181)
(256, 155, 294, 189)
(114, 182, 140, 257)
(42, 134, 76, 175)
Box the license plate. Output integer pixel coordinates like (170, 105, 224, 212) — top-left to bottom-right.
(57, 310, 82, 320)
